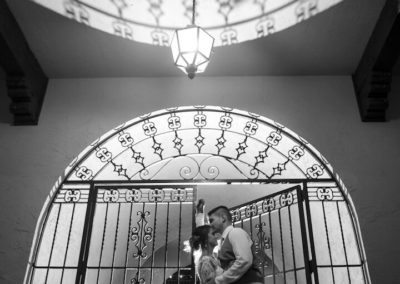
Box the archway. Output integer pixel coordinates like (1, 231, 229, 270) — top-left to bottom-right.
(25, 106, 370, 284)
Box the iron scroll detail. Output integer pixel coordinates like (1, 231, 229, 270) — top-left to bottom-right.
(130, 211, 153, 260)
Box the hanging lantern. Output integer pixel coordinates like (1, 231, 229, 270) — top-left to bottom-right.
(170, 0, 214, 79)
(171, 26, 214, 79)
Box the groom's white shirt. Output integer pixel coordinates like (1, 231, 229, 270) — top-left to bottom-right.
(215, 225, 254, 284)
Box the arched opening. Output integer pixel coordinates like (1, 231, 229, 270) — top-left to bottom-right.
(25, 106, 370, 284)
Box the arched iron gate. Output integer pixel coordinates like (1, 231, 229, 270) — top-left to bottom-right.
(26, 106, 370, 284)
(28, 180, 368, 284)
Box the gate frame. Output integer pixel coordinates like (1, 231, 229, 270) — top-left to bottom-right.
(229, 184, 316, 284)
(62, 179, 324, 284)
(25, 106, 371, 284)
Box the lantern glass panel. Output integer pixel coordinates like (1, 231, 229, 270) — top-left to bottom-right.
(171, 34, 179, 61)
(198, 29, 213, 58)
(178, 27, 199, 53)
(182, 52, 196, 65)
(194, 53, 207, 65)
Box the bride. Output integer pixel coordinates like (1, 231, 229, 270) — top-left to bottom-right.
(191, 225, 223, 284)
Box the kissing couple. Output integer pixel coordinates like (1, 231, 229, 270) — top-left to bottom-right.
(191, 205, 263, 284)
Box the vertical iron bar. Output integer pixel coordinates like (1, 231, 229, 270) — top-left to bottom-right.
(76, 183, 98, 284)
(258, 214, 265, 278)
(296, 186, 312, 284)
(110, 202, 121, 284)
(60, 202, 76, 283)
(150, 201, 158, 284)
(278, 207, 286, 283)
(249, 210, 254, 244)
(96, 201, 110, 284)
(336, 201, 351, 283)
(321, 201, 335, 283)
(268, 211, 276, 284)
(163, 202, 170, 282)
(177, 198, 183, 284)
(136, 202, 146, 282)
(123, 197, 134, 283)
(44, 203, 62, 284)
(288, 196, 298, 284)
(303, 182, 320, 284)
(192, 187, 197, 283)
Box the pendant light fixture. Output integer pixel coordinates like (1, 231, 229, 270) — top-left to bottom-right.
(170, 0, 215, 79)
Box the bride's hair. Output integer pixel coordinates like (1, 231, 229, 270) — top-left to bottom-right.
(190, 225, 211, 250)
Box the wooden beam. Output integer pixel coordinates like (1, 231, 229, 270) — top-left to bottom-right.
(0, 0, 48, 125)
(352, 0, 400, 122)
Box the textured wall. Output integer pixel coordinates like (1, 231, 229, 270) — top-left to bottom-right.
(0, 76, 399, 283)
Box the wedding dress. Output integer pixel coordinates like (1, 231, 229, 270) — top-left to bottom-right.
(197, 254, 223, 284)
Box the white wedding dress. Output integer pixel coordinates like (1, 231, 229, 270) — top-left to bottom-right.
(197, 254, 223, 284)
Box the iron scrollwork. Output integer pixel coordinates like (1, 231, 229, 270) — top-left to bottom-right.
(306, 164, 324, 179)
(103, 189, 119, 202)
(288, 145, 305, 161)
(75, 166, 93, 181)
(142, 120, 157, 136)
(266, 131, 282, 147)
(171, 189, 187, 202)
(243, 120, 258, 136)
(131, 278, 146, 284)
(64, 189, 81, 202)
(168, 114, 181, 130)
(67, 107, 335, 182)
(231, 209, 242, 222)
(148, 189, 164, 202)
(131, 270, 146, 284)
(253, 222, 272, 268)
(245, 203, 258, 218)
(296, 0, 318, 22)
(194, 112, 207, 128)
(219, 113, 233, 130)
(125, 189, 142, 202)
(199, 156, 221, 180)
(118, 131, 134, 147)
(317, 187, 334, 200)
(280, 192, 294, 207)
(130, 211, 153, 259)
(262, 198, 275, 212)
(236, 138, 248, 158)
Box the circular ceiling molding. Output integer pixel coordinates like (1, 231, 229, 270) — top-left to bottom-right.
(31, 0, 343, 47)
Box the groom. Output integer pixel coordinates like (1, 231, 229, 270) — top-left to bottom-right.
(207, 206, 263, 284)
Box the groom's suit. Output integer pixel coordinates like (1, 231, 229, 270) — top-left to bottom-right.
(215, 225, 263, 284)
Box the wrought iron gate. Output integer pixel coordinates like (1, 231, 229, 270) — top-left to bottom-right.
(26, 106, 370, 284)
(79, 185, 196, 284)
(29, 182, 367, 284)
(229, 185, 312, 284)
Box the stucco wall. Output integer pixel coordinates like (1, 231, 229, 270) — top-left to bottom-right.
(0, 76, 399, 283)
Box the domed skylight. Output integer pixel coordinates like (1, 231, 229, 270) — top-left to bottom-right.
(31, 0, 343, 47)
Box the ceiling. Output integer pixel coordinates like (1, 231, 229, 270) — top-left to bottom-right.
(4, 0, 396, 78)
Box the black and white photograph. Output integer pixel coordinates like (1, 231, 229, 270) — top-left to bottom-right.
(0, 0, 399, 283)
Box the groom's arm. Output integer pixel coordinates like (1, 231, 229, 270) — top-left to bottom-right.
(215, 229, 253, 284)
